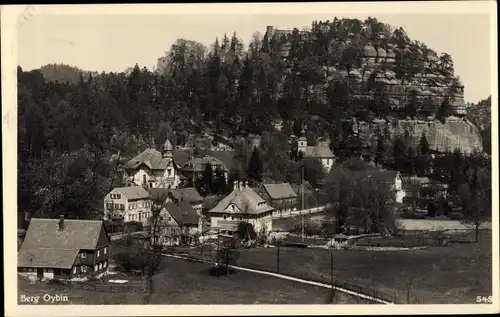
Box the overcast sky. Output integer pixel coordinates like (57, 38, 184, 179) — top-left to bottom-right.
(16, 3, 495, 103)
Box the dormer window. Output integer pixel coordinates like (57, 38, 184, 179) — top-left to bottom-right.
(81, 252, 87, 258)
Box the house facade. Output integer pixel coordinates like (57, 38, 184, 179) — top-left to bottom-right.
(297, 137, 335, 172)
(103, 186, 152, 225)
(180, 155, 229, 185)
(150, 187, 204, 215)
(257, 183, 298, 217)
(18, 216, 110, 280)
(208, 181, 274, 236)
(155, 201, 201, 246)
(123, 139, 181, 189)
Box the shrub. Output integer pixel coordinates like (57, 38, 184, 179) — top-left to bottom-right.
(124, 221, 143, 233)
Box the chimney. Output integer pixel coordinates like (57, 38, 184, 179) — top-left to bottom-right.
(58, 215, 64, 231)
(233, 180, 239, 191)
(238, 181, 244, 191)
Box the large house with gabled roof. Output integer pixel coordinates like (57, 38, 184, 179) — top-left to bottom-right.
(18, 216, 110, 280)
(208, 181, 274, 236)
(103, 186, 152, 225)
(257, 183, 298, 216)
(150, 187, 204, 215)
(123, 139, 182, 189)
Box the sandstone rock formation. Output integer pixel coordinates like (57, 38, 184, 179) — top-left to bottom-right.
(263, 22, 481, 154)
(356, 117, 483, 153)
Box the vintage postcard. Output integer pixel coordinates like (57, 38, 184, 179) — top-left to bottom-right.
(2, 2, 498, 316)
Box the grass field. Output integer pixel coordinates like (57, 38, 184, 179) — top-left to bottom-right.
(231, 230, 492, 304)
(17, 246, 372, 305)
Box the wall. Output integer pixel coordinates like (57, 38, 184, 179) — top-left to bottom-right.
(124, 198, 152, 225)
(103, 190, 128, 220)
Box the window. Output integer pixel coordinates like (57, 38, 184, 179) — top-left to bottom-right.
(117, 194, 121, 199)
(110, 194, 115, 199)
(104, 261, 107, 268)
(94, 265, 98, 271)
(81, 252, 87, 258)
(81, 265, 87, 273)
(138, 213, 142, 221)
(73, 267, 77, 274)
(99, 263, 103, 270)
(231, 216, 234, 220)
(106, 203, 112, 209)
(223, 215, 227, 220)
(128, 215, 132, 221)
(97, 250, 100, 257)
(104, 247, 107, 255)
(129, 205, 132, 210)
(143, 175, 146, 184)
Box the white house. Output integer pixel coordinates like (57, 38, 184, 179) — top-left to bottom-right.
(208, 181, 274, 236)
(297, 136, 335, 172)
(123, 139, 181, 189)
(103, 186, 152, 225)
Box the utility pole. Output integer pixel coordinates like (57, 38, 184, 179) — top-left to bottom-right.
(330, 249, 334, 299)
(301, 165, 305, 242)
(276, 240, 280, 274)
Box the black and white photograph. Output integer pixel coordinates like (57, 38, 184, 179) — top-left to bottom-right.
(2, 2, 498, 316)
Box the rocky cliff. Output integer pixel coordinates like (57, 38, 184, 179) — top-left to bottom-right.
(264, 21, 481, 153)
(355, 116, 483, 154)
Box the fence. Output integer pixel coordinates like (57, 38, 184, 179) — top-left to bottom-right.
(93, 279, 148, 293)
(273, 205, 326, 219)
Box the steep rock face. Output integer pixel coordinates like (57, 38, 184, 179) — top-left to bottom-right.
(264, 22, 478, 153)
(356, 117, 483, 153)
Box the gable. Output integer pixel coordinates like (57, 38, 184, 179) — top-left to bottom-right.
(95, 226, 110, 249)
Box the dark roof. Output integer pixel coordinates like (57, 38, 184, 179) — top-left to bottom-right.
(150, 187, 203, 204)
(18, 218, 105, 268)
(164, 202, 199, 226)
(18, 248, 80, 269)
(181, 155, 229, 172)
(206, 151, 236, 171)
(173, 149, 192, 168)
(21, 218, 104, 250)
(262, 183, 298, 200)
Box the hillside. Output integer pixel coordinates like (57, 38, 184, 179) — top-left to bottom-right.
(39, 63, 98, 84)
(262, 18, 482, 153)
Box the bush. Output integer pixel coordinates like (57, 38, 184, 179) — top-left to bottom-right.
(124, 221, 143, 233)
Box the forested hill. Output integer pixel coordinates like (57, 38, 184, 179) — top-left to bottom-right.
(39, 63, 98, 85)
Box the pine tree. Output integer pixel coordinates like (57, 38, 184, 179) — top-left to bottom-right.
(374, 133, 387, 167)
(392, 138, 408, 172)
(247, 147, 263, 184)
(213, 167, 227, 195)
(201, 163, 214, 196)
(418, 132, 430, 155)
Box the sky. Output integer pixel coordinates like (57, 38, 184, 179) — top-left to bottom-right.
(16, 3, 495, 103)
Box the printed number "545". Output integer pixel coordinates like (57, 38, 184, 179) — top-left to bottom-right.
(477, 296, 493, 303)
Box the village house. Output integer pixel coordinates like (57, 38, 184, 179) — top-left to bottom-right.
(208, 181, 275, 236)
(123, 139, 181, 189)
(157, 201, 201, 245)
(150, 187, 204, 215)
(256, 183, 298, 217)
(354, 170, 406, 203)
(180, 155, 229, 185)
(297, 136, 335, 172)
(18, 216, 110, 280)
(103, 186, 152, 225)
